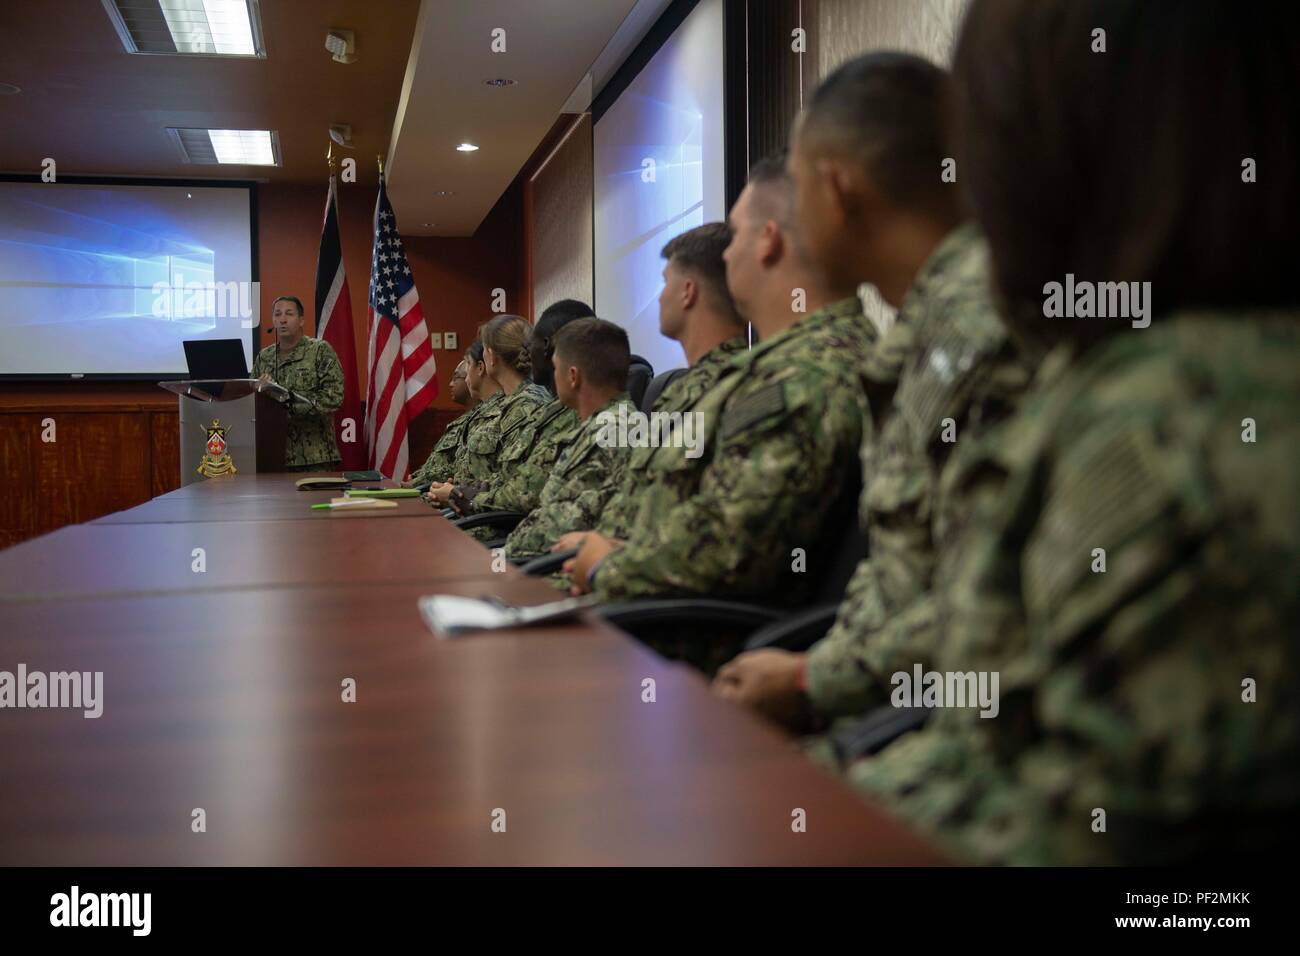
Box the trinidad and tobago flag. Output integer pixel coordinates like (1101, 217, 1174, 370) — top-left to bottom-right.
(314, 172, 366, 470)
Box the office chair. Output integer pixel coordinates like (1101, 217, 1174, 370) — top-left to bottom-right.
(639, 367, 688, 413)
(625, 354, 655, 409)
(591, 493, 866, 647)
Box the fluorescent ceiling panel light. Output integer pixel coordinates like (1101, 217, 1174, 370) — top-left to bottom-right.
(104, 0, 264, 57)
(207, 129, 276, 165)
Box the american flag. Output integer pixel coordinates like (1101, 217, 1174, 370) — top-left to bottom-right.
(364, 173, 437, 479)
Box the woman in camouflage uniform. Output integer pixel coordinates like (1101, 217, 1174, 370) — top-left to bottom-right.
(428, 315, 547, 504)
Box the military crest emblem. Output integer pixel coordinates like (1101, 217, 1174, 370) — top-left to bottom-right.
(197, 418, 237, 478)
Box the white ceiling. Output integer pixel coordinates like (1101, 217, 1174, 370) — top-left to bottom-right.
(386, 0, 673, 238)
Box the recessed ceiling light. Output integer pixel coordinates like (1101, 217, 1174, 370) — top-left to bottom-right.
(433, 190, 455, 197)
(421, 222, 434, 227)
(483, 78, 516, 87)
(456, 143, 479, 152)
(103, 0, 265, 57)
(0, 82, 20, 96)
(168, 127, 280, 165)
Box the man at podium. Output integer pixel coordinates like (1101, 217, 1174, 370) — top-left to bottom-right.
(253, 295, 345, 471)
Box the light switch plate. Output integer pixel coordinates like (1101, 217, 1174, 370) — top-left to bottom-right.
(429, 332, 442, 350)
(445, 332, 458, 350)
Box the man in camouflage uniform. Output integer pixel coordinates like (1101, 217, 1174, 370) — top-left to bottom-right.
(253, 295, 345, 471)
(406, 355, 479, 487)
(852, 3, 1299, 865)
(715, 226, 1034, 750)
(711, 54, 1037, 747)
(505, 319, 636, 558)
(567, 162, 878, 670)
(553, 223, 749, 554)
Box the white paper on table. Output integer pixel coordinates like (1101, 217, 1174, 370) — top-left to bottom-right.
(417, 594, 602, 638)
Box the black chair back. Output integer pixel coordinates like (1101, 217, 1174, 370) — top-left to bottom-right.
(625, 354, 655, 408)
(640, 367, 687, 412)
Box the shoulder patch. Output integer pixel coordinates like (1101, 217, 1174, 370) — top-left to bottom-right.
(719, 382, 786, 440)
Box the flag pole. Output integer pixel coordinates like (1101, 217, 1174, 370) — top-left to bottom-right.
(377, 154, 384, 177)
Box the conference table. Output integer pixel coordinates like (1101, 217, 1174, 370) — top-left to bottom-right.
(0, 474, 946, 865)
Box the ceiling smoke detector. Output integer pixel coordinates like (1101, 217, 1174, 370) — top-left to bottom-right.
(329, 124, 353, 148)
(326, 29, 356, 64)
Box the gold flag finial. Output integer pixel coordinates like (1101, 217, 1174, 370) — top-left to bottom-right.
(377, 154, 385, 177)
(326, 141, 337, 173)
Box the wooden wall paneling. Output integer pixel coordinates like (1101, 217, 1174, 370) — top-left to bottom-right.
(150, 410, 181, 498)
(0, 410, 38, 549)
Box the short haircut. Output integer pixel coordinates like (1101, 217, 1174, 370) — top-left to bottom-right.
(953, 0, 1300, 348)
(745, 153, 793, 227)
(271, 295, 305, 316)
(802, 51, 959, 221)
(534, 299, 596, 359)
(553, 317, 630, 392)
(661, 222, 739, 315)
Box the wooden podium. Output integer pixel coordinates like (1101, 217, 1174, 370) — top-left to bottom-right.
(159, 379, 289, 485)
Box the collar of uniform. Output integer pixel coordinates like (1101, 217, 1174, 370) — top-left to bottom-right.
(572, 392, 631, 448)
(746, 295, 863, 360)
(897, 222, 983, 321)
(499, 379, 540, 413)
(691, 334, 750, 374)
(275, 336, 313, 363)
(589, 391, 631, 421)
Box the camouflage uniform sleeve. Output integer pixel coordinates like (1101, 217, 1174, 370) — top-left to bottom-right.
(851, 325, 1300, 864)
(410, 415, 465, 485)
(504, 443, 625, 559)
(474, 409, 577, 514)
(453, 414, 502, 485)
(311, 341, 345, 413)
(804, 343, 1032, 718)
(594, 373, 865, 602)
(289, 341, 344, 415)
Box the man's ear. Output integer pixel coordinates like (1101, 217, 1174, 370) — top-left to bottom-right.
(567, 364, 581, 393)
(758, 220, 785, 267)
(821, 156, 860, 226)
(681, 277, 700, 310)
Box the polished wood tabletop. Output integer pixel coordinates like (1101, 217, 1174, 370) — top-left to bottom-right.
(0, 474, 945, 865)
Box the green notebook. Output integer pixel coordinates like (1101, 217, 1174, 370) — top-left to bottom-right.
(343, 488, 423, 499)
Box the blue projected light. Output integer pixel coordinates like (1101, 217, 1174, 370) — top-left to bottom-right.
(594, 0, 726, 376)
(0, 182, 252, 376)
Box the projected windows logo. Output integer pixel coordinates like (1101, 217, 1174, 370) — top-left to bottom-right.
(147, 252, 246, 327)
(0, 192, 251, 330)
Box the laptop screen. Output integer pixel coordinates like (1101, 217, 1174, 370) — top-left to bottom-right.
(183, 339, 250, 380)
